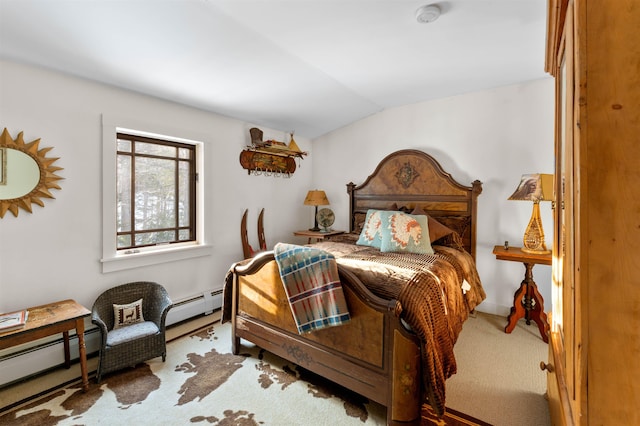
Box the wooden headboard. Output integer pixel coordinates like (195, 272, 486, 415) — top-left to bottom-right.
(347, 149, 482, 259)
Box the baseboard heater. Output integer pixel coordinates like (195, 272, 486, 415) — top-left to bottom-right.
(0, 289, 223, 389)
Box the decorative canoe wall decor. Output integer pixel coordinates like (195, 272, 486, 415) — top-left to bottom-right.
(239, 150, 297, 177)
(240, 127, 307, 177)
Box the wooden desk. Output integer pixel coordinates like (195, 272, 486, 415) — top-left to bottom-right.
(493, 245, 551, 343)
(0, 299, 91, 390)
(293, 230, 344, 243)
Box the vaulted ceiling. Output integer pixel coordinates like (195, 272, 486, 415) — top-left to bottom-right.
(0, 1, 548, 139)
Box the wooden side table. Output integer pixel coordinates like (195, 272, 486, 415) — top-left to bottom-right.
(493, 245, 551, 343)
(293, 230, 344, 243)
(0, 300, 91, 390)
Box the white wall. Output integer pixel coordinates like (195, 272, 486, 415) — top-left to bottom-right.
(0, 59, 554, 351)
(0, 60, 313, 315)
(311, 78, 555, 316)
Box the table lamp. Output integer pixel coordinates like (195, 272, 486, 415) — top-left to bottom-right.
(508, 173, 554, 254)
(303, 190, 329, 231)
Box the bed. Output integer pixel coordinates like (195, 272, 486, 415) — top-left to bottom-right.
(222, 149, 485, 424)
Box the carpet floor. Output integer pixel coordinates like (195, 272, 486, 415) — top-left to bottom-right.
(0, 319, 492, 426)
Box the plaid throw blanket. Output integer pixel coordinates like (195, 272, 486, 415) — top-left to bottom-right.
(274, 243, 350, 334)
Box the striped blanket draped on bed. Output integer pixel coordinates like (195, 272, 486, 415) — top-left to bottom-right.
(274, 243, 350, 334)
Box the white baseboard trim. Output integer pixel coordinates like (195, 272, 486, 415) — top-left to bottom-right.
(0, 289, 222, 389)
(166, 289, 222, 325)
(1, 292, 505, 389)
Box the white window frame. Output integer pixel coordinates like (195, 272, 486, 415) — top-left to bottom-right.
(101, 114, 211, 273)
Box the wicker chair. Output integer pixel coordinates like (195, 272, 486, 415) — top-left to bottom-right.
(91, 281, 173, 382)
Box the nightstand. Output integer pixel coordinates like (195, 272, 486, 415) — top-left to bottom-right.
(293, 230, 344, 243)
(493, 245, 551, 343)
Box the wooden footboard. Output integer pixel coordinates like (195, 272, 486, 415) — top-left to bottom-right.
(230, 251, 422, 425)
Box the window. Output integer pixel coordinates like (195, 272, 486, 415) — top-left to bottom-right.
(116, 132, 196, 251)
(101, 115, 211, 273)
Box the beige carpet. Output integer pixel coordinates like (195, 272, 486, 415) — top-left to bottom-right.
(0, 311, 550, 425)
(447, 312, 550, 426)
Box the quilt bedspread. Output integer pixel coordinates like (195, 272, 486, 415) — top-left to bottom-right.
(312, 240, 485, 416)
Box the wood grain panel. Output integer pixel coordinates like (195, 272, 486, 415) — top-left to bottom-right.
(347, 149, 482, 259)
(546, 1, 640, 424)
(238, 259, 385, 367)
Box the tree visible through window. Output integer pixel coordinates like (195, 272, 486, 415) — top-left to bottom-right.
(116, 133, 196, 250)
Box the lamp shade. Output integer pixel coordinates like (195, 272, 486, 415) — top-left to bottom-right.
(303, 190, 329, 206)
(304, 190, 329, 232)
(508, 174, 553, 202)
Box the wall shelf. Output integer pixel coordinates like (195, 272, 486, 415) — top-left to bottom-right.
(239, 128, 306, 177)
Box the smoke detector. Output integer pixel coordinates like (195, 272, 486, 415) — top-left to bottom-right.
(416, 4, 441, 23)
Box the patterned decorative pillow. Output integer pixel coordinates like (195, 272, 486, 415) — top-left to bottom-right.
(380, 211, 434, 255)
(356, 209, 385, 248)
(113, 298, 144, 329)
(411, 206, 455, 243)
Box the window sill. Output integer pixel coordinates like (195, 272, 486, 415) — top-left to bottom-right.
(101, 244, 213, 273)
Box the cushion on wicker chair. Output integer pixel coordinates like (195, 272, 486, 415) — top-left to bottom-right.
(106, 321, 159, 346)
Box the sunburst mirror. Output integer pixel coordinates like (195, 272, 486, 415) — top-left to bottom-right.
(0, 128, 63, 218)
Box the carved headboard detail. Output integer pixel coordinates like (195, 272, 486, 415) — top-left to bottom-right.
(346, 149, 482, 259)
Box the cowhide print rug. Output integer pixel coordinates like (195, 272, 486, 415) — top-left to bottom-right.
(0, 321, 388, 425)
